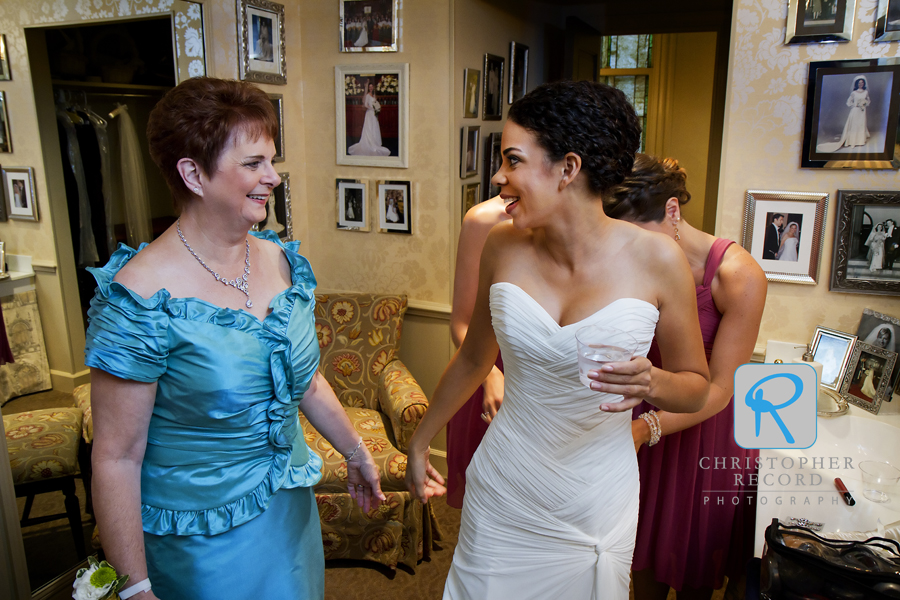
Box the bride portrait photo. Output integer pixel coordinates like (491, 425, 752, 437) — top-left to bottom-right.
(813, 70, 893, 156)
(336, 65, 408, 167)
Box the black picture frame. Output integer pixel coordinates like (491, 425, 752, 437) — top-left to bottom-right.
(377, 180, 411, 234)
(0, 92, 10, 153)
(875, 0, 900, 42)
(268, 93, 284, 162)
(482, 53, 504, 121)
(461, 125, 480, 178)
(508, 42, 528, 104)
(482, 132, 501, 201)
(801, 59, 900, 169)
(336, 178, 369, 231)
(830, 190, 900, 296)
(254, 172, 292, 242)
(785, 0, 855, 44)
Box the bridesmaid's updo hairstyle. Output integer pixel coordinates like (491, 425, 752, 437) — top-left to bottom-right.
(506, 80, 641, 197)
(147, 77, 278, 208)
(604, 153, 691, 223)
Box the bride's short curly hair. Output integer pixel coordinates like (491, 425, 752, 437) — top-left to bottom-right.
(147, 77, 278, 208)
(604, 153, 691, 223)
(506, 81, 641, 197)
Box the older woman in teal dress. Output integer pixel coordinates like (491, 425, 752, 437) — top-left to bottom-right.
(85, 77, 385, 600)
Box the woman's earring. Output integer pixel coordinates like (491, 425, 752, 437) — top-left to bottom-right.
(193, 187, 200, 194)
(673, 217, 681, 241)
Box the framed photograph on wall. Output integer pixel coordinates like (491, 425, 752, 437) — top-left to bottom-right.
(238, 0, 286, 85)
(0, 92, 10, 153)
(268, 93, 284, 162)
(830, 189, 900, 296)
(839, 340, 897, 413)
(785, 0, 856, 44)
(875, 0, 900, 42)
(801, 59, 900, 169)
(508, 42, 528, 103)
(483, 53, 504, 121)
(741, 190, 828, 284)
(335, 63, 408, 168)
(0, 35, 11, 81)
(483, 132, 502, 200)
(340, 0, 398, 52)
(377, 180, 411, 234)
(461, 125, 480, 178)
(811, 326, 858, 391)
(463, 68, 480, 118)
(2, 167, 38, 221)
(336, 179, 369, 231)
(254, 172, 291, 241)
(462, 182, 480, 221)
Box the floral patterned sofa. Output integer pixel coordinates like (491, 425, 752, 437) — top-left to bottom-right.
(305, 293, 437, 570)
(76, 293, 437, 570)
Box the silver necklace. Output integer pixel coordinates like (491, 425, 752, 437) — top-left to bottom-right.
(176, 219, 253, 308)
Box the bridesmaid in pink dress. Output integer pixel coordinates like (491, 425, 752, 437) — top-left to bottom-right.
(605, 155, 768, 599)
(445, 195, 510, 508)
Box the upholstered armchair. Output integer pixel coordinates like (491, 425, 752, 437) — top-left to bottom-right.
(302, 293, 437, 570)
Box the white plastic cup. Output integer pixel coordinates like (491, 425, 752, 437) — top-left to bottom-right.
(859, 460, 900, 503)
(575, 325, 638, 402)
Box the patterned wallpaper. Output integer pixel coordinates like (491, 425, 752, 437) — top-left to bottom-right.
(719, 0, 900, 348)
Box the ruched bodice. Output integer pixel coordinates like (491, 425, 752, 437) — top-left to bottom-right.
(444, 282, 659, 600)
(84, 230, 323, 537)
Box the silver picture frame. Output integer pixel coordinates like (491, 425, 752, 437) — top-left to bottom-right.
(237, 0, 286, 85)
(811, 326, 858, 391)
(839, 340, 897, 413)
(2, 166, 38, 222)
(336, 178, 370, 231)
(785, 0, 856, 44)
(741, 190, 828, 285)
(875, 0, 900, 42)
(339, 0, 398, 52)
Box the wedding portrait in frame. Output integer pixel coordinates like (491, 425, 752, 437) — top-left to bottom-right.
(463, 68, 480, 118)
(3, 166, 38, 221)
(785, 0, 855, 44)
(377, 180, 411, 234)
(811, 326, 858, 391)
(462, 182, 480, 221)
(482, 131, 502, 200)
(830, 189, 900, 296)
(483, 53, 504, 121)
(336, 179, 369, 231)
(268, 93, 284, 162)
(802, 59, 900, 169)
(741, 190, 828, 284)
(238, 0, 286, 85)
(461, 125, 480, 178)
(508, 42, 528, 103)
(857, 308, 900, 393)
(875, 0, 900, 41)
(840, 341, 897, 413)
(0, 35, 10, 81)
(340, 0, 398, 52)
(335, 64, 408, 168)
(255, 173, 291, 242)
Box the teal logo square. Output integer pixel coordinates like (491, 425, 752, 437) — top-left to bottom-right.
(734, 363, 818, 450)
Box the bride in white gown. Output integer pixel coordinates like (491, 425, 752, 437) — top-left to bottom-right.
(348, 82, 391, 157)
(776, 221, 800, 261)
(406, 81, 711, 600)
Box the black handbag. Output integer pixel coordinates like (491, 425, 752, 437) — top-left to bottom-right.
(760, 518, 900, 599)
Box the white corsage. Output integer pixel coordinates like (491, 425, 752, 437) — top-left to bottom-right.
(72, 556, 130, 600)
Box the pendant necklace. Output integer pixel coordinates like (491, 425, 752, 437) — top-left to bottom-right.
(176, 219, 253, 308)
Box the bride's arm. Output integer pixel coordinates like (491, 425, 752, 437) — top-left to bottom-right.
(406, 230, 504, 503)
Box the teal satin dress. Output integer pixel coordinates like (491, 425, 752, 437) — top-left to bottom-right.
(85, 231, 325, 600)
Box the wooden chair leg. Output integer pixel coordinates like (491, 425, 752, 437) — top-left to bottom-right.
(61, 478, 87, 560)
(21, 494, 35, 522)
(78, 441, 93, 516)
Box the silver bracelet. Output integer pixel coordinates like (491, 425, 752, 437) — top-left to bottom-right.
(119, 578, 152, 599)
(639, 410, 661, 446)
(343, 437, 363, 462)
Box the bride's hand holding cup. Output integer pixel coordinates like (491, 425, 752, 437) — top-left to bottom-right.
(575, 325, 650, 412)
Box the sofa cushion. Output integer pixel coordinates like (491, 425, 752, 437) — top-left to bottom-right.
(4, 407, 83, 484)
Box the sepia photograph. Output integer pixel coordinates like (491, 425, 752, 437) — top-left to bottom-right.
(336, 179, 369, 231)
(340, 0, 397, 52)
(462, 182, 480, 221)
(483, 53, 504, 121)
(463, 68, 480, 118)
(336, 64, 408, 168)
(830, 190, 900, 295)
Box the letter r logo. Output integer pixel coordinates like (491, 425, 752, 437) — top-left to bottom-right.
(734, 363, 817, 450)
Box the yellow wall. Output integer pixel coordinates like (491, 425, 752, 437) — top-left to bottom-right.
(718, 2, 900, 348)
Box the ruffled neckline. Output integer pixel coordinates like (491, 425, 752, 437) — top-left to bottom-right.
(87, 230, 316, 333)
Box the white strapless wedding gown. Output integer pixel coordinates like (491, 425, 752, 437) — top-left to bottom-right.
(444, 282, 659, 600)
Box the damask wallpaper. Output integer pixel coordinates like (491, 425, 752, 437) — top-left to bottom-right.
(720, 0, 900, 348)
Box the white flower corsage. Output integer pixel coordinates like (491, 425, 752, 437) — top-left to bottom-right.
(72, 556, 130, 600)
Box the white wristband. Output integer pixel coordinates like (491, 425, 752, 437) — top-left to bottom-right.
(119, 578, 152, 599)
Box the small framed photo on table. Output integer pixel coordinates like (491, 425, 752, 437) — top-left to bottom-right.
(2, 167, 38, 221)
(336, 179, 369, 231)
(340, 0, 398, 52)
(785, 0, 856, 44)
(377, 180, 411, 234)
(829, 190, 900, 296)
(335, 64, 409, 168)
(463, 68, 480, 118)
(254, 172, 291, 242)
(811, 326, 858, 391)
(483, 53, 504, 121)
(801, 59, 900, 169)
(238, 0, 286, 85)
(461, 125, 480, 178)
(857, 308, 900, 393)
(839, 340, 897, 414)
(741, 190, 828, 284)
(268, 93, 284, 162)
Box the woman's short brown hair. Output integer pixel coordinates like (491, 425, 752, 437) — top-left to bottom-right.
(147, 77, 278, 207)
(604, 153, 691, 223)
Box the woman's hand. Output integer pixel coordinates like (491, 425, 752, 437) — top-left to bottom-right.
(631, 417, 651, 454)
(587, 355, 652, 412)
(346, 445, 387, 513)
(480, 368, 505, 423)
(405, 442, 446, 504)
